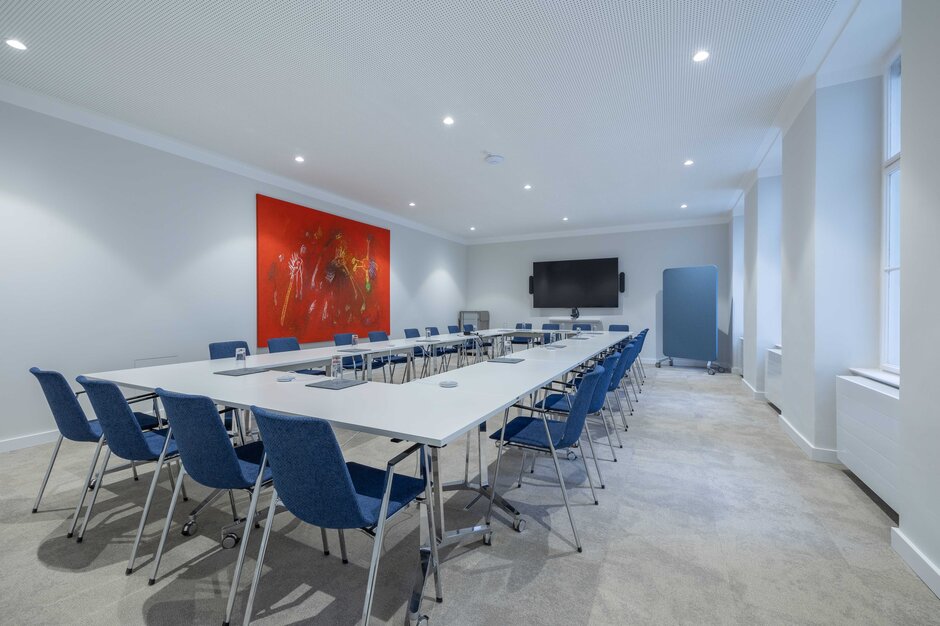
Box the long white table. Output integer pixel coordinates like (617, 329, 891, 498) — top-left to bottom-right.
(85, 329, 630, 620)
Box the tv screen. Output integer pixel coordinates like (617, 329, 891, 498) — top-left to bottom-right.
(533, 258, 619, 308)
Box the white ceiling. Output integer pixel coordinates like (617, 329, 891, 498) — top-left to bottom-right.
(0, 0, 845, 240)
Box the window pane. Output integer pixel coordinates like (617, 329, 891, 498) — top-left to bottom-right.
(888, 57, 901, 158)
(885, 269, 900, 369)
(887, 168, 900, 268)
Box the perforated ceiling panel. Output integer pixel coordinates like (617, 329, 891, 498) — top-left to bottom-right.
(0, 1, 837, 238)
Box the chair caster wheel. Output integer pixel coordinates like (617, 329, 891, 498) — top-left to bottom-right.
(566, 450, 577, 461)
(221, 533, 240, 549)
(483, 532, 492, 546)
(416, 616, 430, 625)
(513, 518, 526, 532)
(181, 520, 197, 536)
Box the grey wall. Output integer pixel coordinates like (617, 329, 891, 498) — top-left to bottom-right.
(897, 0, 940, 596)
(0, 101, 468, 447)
(465, 224, 731, 366)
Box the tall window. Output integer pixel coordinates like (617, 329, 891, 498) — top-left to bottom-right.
(882, 56, 901, 372)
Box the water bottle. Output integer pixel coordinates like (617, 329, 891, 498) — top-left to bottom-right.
(331, 354, 343, 380)
(351, 334, 358, 346)
(235, 347, 246, 368)
(425, 327, 431, 338)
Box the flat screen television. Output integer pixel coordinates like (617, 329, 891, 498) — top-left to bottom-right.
(533, 258, 619, 308)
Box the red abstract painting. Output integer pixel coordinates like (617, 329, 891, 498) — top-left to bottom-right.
(256, 194, 390, 345)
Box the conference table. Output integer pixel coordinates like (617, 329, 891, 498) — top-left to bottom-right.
(85, 328, 630, 621)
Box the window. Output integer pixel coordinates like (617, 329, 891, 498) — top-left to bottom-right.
(882, 56, 901, 373)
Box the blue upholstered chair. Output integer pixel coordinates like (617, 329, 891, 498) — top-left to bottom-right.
(541, 322, 561, 345)
(367, 331, 409, 382)
(28, 368, 159, 537)
(75, 376, 186, 575)
(537, 353, 622, 476)
(334, 332, 366, 378)
(510, 322, 532, 351)
(487, 367, 604, 552)
(238, 406, 439, 626)
(266, 336, 325, 376)
(609, 324, 630, 332)
(463, 323, 491, 358)
(572, 323, 592, 331)
(209, 341, 251, 360)
(403, 328, 427, 379)
(426, 326, 457, 373)
(447, 325, 460, 334)
(150, 389, 274, 625)
(634, 328, 649, 383)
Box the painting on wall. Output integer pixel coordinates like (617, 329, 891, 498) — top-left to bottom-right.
(256, 194, 390, 345)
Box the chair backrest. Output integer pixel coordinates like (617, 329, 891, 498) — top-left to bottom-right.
(334, 333, 362, 367)
(156, 388, 251, 489)
(558, 367, 603, 448)
(447, 325, 459, 334)
(608, 347, 633, 390)
(403, 328, 423, 356)
(209, 341, 250, 360)
(609, 324, 630, 332)
(588, 354, 619, 413)
(29, 368, 98, 442)
(427, 326, 440, 336)
(541, 323, 560, 344)
(76, 376, 160, 461)
(267, 337, 300, 353)
(367, 330, 389, 342)
(251, 406, 372, 529)
(463, 324, 474, 332)
(515, 322, 532, 330)
(572, 323, 592, 331)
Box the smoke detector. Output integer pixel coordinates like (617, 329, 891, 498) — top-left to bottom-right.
(484, 153, 505, 165)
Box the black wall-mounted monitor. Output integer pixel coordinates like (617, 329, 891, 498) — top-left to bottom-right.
(532, 257, 619, 308)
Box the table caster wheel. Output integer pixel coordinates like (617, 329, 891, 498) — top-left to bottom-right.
(221, 532, 240, 549)
(483, 532, 492, 546)
(416, 616, 430, 625)
(566, 450, 577, 461)
(181, 520, 197, 536)
(513, 518, 527, 533)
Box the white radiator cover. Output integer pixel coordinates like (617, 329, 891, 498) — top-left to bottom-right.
(836, 375, 900, 511)
(765, 348, 783, 408)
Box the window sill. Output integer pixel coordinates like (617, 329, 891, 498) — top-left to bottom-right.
(850, 368, 900, 389)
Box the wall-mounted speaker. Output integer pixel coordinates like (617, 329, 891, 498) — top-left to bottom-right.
(528, 276, 534, 294)
(619, 272, 626, 293)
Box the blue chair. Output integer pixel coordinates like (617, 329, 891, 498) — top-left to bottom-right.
(463, 323, 492, 358)
(537, 353, 622, 476)
(572, 323, 592, 331)
(447, 325, 460, 334)
(510, 322, 532, 351)
(75, 376, 186, 575)
(609, 324, 630, 332)
(149, 389, 274, 625)
(267, 336, 325, 376)
(487, 367, 604, 552)
(28, 368, 158, 536)
(634, 328, 649, 383)
(334, 333, 365, 378)
(403, 328, 427, 379)
(209, 341, 251, 360)
(541, 322, 561, 345)
(239, 406, 439, 626)
(426, 326, 457, 373)
(368, 331, 409, 382)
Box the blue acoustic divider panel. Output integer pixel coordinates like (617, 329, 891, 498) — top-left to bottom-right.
(662, 265, 718, 362)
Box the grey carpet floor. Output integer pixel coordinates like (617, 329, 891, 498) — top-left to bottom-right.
(2, 366, 938, 625)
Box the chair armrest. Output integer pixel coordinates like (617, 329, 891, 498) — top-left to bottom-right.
(125, 392, 158, 404)
(512, 403, 552, 414)
(387, 442, 423, 468)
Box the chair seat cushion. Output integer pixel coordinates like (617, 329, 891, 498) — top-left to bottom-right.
(234, 441, 273, 487)
(535, 393, 574, 413)
(134, 412, 160, 430)
(347, 462, 426, 525)
(141, 428, 178, 460)
(489, 415, 565, 450)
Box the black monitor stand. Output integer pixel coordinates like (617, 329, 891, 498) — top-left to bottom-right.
(571, 307, 580, 319)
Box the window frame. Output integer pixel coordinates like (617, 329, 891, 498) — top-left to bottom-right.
(880, 53, 901, 374)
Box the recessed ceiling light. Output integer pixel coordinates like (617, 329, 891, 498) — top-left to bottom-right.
(693, 50, 710, 62)
(5, 39, 26, 51)
(469, 226, 476, 231)
(680, 204, 688, 209)
(523, 184, 532, 190)
(683, 159, 694, 166)
(442, 116, 455, 126)
(408, 202, 416, 207)
(294, 155, 305, 163)
(562, 217, 569, 221)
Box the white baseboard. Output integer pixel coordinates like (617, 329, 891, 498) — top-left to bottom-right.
(732, 366, 743, 376)
(0, 429, 59, 454)
(892, 527, 940, 599)
(778, 413, 839, 463)
(742, 378, 766, 401)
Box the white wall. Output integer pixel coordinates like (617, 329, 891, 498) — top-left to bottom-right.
(894, 0, 940, 598)
(0, 101, 467, 447)
(731, 214, 744, 376)
(743, 176, 782, 395)
(780, 77, 882, 458)
(465, 223, 731, 366)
